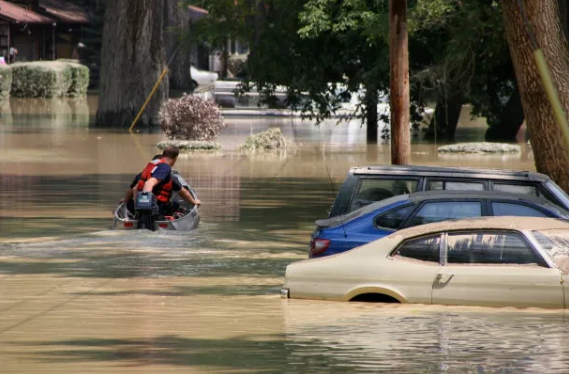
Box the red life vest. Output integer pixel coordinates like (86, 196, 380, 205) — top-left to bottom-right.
(136, 159, 173, 204)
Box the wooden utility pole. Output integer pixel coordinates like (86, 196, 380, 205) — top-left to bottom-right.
(389, 0, 411, 164)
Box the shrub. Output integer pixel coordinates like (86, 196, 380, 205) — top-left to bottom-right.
(11, 60, 89, 98)
(0, 65, 12, 100)
(159, 93, 226, 141)
(238, 128, 293, 153)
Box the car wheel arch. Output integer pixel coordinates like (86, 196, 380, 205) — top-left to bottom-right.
(342, 286, 407, 303)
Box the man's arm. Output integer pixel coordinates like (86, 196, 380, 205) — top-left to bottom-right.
(178, 188, 202, 206)
(120, 188, 134, 203)
(143, 177, 160, 192)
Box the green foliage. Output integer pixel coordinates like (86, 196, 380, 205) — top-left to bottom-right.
(0, 65, 12, 100)
(185, 0, 515, 131)
(11, 61, 90, 98)
(185, 0, 254, 49)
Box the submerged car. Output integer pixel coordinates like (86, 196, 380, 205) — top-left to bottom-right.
(284, 217, 569, 309)
(329, 165, 569, 217)
(310, 191, 569, 258)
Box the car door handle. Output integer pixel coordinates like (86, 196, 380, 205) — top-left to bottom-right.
(436, 273, 454, 284)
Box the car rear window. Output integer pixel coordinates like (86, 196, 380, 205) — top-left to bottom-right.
(350, 179, 418, 212)
(375, 205, 415, 229)
(393, 235, 441, 263)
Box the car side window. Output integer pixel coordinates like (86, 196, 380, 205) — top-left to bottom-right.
(407, 202, 482, 227)
(350, 178, 418, 211)
(446, 232, 541, 265)
(491, 202, 548, 218)
(493, 183, 538, 196)
(393, 235, 441, 263)
(375, 205, 415, 230)
(427, 181, 484, 191)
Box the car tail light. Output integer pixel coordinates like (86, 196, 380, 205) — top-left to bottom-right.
(123, 222, 134, 228)
(158, 223, 169, 229)
(310, 238, 330, 256)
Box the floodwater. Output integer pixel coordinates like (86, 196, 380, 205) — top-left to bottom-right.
(1, 97, 567, 373)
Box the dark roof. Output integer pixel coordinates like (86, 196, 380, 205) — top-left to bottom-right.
(39, 0, 89, 24)
(189, 5, 208, 22)
(350, 165, 549, 182)
(0, 0, 54, 24)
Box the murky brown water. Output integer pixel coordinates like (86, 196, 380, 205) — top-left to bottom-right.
(1, 97, 567, 373)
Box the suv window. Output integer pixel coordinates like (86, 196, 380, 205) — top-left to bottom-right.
(393, 235, 440, 263)
(407, 202, 482, 227)
(491, 202, 548, 217)
(350, 179, 418, 211)
(446, 232, 540, 265)
(427, 181, 484, 191)
(493, 183, 538, 196)
(375, 205, 415, 229)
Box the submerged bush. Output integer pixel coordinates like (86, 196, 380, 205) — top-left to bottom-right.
(0, 65, 12, 100)
(238, 128, 293, 153)
(157, 140, 221, 152)
(438, 142, 521, 154)
(11, 60, 89, 98)
(159, 93, 226, 141)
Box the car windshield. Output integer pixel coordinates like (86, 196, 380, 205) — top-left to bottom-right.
(545, 181, 569, 210)
(531, 229, 569, 274)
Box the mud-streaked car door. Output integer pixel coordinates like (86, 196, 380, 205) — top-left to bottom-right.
(387, 234, 442, 304)
(431, 230, 563, 308)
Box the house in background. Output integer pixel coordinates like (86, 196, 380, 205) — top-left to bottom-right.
(0, 0, 88, 62)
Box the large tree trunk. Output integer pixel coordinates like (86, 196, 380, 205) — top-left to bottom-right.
(365, 87, 378, 143)
(389, 0, 411, 164)
(485, 86, 525, 141)
(96, 0, 167, 128)
(164, 0, 192, 90)
(501, 0, 569, 191)
(424, 91, 464, 141)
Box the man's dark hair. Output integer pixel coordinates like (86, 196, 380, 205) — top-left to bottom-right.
(152, 154, 162, 160)
(162, 145, 180, 159)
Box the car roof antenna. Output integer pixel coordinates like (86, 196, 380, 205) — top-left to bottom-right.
(322, 152, 348, 238)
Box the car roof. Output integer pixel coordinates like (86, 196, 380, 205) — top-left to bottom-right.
(408, 190, 552, 204)
(316, 191, 566, 228)
(350, 165, 549, 181)
(391, 216, 569, 240)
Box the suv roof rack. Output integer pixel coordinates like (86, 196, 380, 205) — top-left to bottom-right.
(350, 165, 543, 179)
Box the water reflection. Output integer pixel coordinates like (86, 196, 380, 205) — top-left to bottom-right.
(0, 97, 560, 373)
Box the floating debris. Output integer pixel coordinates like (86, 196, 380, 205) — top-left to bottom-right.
(238, 128, 294, 154)
(438, 142, 521, 154)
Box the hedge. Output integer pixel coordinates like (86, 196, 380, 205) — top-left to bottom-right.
(11, 60, 89, 98)
(0, 65, 12, 100)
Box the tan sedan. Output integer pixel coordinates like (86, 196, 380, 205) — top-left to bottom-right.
(282, 217, 569, 308)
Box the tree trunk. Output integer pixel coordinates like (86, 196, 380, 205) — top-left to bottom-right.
(500, 0, 569, 191)
(164, 0, 192, 90)
(485, 86, 525, 141)
(96, 0, 167, 128)
(424, 91, 464, 141)
(389, 0, 411, 165)
(365, 87, 378, 143)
